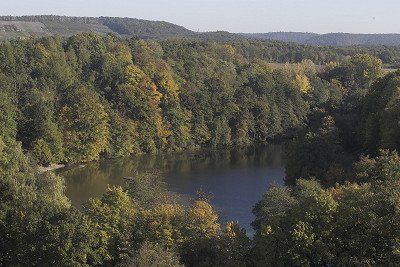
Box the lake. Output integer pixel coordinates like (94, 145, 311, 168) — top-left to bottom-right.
(59, 145, 285, 234)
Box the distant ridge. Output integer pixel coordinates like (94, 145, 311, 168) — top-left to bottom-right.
(241, 32, 319, 43)
(0, 15, 400, 46)
(241, 32, 400, 46)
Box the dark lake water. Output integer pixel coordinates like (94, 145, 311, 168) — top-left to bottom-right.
(59, 145, 285, 234)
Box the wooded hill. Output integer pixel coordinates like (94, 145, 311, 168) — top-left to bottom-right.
(1, 15, 400, 47)
(0, 15, 193, 40)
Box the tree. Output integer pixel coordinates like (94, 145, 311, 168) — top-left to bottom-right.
(59, 86, 109, 163)
(84, 186, 137, 265)
(18, 87, 64, 163)
(180, 200, 222, 267)
(107, 109, 140, 158)
(0, 143, 95, 266)
(354, 149, 400, 183)
(31, 138, 53, 166)
(252, 180, 336, 266)
(285, 116, 348, 186)
(0, 77, 17, 145)
(134, 203, 186, 249)
(330, 181, 400, 266)
(362, 71, 400, 152)
(115, 64, 169, 153)
(349, 54, 383, 89)
(0, 197, 96, 266)
(323, 54, 383, 89)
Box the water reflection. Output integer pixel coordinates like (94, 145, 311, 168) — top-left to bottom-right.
(59, 145, 285, 233)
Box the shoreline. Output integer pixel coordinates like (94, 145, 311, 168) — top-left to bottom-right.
(38, 164, 65, 174)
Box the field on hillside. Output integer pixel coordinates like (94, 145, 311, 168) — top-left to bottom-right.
(0, 21, 50, 39)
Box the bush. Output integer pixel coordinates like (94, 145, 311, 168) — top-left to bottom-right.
(129, 242, 183, 267)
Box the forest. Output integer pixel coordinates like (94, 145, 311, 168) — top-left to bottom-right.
(1, 33, 400, 266)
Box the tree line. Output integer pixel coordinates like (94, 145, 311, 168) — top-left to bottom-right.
(0, 34, 323, 165)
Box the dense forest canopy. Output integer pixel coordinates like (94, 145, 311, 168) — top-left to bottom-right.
(0, 33, 399, 166)
(2, 32, 400, 266)
(0, 33, 340, 165)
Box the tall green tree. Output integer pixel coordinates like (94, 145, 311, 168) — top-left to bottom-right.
(59, 86, 109, 163)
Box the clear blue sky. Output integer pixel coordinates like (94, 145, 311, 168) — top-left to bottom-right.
(2, 0, 399, 33)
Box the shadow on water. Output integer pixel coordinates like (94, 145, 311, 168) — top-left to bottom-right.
(59, 144, 285, 234)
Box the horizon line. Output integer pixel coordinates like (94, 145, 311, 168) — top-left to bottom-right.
(0, 14, 399, 35)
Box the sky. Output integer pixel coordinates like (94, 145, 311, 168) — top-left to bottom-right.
(1, 0, 399, 34)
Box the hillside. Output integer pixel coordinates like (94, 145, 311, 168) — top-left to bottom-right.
(0, 15, 194, 40)
(242, 32, 400, 46)
(0, 20, 51, 39)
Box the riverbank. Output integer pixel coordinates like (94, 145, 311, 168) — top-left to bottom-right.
(38, 164, 65, 173)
